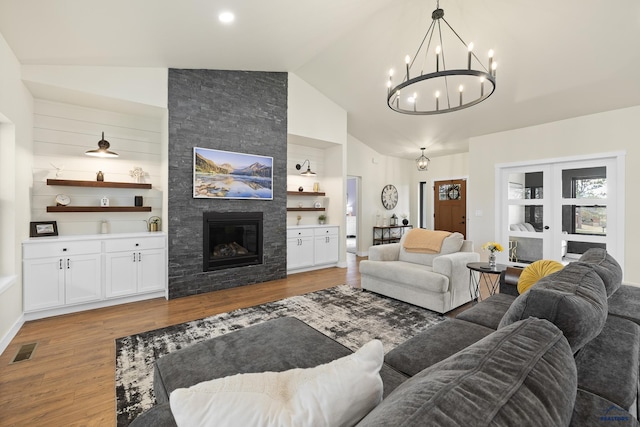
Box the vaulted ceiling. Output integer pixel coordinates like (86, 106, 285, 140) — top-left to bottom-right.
(1, 0, 639, 159)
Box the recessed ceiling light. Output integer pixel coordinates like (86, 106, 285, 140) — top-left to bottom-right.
(218, 11, 235, 24)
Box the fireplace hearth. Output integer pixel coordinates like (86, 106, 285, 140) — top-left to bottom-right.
(203, 212, 263, 271)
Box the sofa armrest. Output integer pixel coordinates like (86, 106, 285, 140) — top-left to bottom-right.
(368, 243, 401, 261)
(433, 251, 480, 300)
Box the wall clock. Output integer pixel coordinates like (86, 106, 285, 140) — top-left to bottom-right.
(381, 184, 398, 210)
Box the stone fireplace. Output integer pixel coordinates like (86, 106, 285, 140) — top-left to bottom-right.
(168, 69, 288, 299)
(203, 211, 263, 271)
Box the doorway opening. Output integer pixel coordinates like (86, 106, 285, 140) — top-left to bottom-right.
(346, 176, 359, 255)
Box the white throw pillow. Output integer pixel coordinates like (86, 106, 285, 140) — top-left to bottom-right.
(169, 339, 384, 427)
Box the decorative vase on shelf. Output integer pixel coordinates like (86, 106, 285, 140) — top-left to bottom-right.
(488, 252, 496, 268)
(402, 218, 409, 225)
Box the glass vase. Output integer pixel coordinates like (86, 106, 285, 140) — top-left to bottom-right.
(488, 252, 496, 268)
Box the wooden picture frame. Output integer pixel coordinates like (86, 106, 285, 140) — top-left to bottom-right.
(30, 221, 58, 237)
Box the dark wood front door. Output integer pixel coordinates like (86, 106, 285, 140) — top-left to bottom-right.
(434, 179, 467, 238)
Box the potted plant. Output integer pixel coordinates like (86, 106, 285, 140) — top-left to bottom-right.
(318, 214, 327, 225)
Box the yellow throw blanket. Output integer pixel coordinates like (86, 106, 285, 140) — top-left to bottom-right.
(403, 229, 452, 254)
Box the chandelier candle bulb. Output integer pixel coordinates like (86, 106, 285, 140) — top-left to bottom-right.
(492, 62, 497, 77)
(459, 85, 464, 105)
(488, 49, 494, 72)
(480, 77, 485, 97)
(405, 55, 411, 79)
(435, 91, 440, 111)
(436, 45, 441, 71)
(467, 42, 474, 69)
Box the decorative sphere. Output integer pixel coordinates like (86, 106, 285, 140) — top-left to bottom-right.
(402, 219, 409, 225)
(298, 186, 304, 192)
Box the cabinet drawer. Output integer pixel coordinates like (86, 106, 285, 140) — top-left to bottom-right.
(23, 240, 101, 259)
(287, 229, 315, 239)
(314, 227, 338, 236)
(104, 236, 166, 253)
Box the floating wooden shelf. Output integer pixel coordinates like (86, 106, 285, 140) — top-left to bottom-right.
(46, 206, 152, 213)
(47, 179, 152, 190)
(286, 207, 326, 212)
(287, 191, 326, 196)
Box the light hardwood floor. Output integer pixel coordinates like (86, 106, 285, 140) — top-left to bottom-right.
(0, 253, 478, 426)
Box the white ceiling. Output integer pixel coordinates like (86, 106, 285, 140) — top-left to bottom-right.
(1, 0, 640, 159)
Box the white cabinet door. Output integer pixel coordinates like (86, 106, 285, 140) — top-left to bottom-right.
(23, 258, 65, 311)
(105, 252, 138, 298)
(137, 248, 166, 293)
(314, 227, 339, 265)
(287, 237, 315, 270)
(65, 254, 102, 304)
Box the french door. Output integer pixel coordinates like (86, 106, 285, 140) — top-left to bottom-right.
(498, 154, 623, 266)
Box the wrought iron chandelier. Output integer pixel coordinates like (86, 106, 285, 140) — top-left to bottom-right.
(387, 1, 497, 115)
(416, 147, 430, 171)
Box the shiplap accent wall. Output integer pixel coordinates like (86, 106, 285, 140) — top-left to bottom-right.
(32, 100, 163, 235)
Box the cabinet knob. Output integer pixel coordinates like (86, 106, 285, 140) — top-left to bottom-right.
(62, 248, 67, 252)
(135, 243, 140, 247)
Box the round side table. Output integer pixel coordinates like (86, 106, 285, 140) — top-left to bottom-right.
(467, 262, 508, 301)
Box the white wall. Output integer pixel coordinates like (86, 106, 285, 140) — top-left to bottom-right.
(288, 73, 347, 145)
(468, 105, 640, 285)
(347, 134, 413, 255)
(32, 100, 163, 235)
(0, 32, 34, 353)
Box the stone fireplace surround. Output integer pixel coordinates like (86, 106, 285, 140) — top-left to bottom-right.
(168, 69, 288, 299)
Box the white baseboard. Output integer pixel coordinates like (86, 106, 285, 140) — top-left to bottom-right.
(0, 313, 25, 356)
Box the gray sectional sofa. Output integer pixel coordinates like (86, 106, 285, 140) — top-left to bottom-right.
(131, 248, 640, 426)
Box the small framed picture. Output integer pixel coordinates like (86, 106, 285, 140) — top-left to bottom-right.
(30, 221, 58, 237)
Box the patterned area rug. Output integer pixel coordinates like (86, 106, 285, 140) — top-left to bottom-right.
(115, 285, 446, 425)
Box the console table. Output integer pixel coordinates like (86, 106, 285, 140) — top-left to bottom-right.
(372, 225, 412, 245)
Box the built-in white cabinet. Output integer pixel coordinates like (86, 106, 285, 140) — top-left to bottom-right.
(314, 227, 339, 265)
(23, 240, 102, 311)
(105, 236, 166, 297)
(287, 226, 339, 273)
(23, 233, 167, 320)
(287, 228, 315, 271)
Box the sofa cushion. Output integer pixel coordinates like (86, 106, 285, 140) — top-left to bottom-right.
(499, 262, 608, 353)
(577, 248, 623, 297)
(571, 389, 640, 427)
(609, 284, 640, 326)
(359, 261, 448, 293)
(455, 293, 516, 330)
(398, 232, 463, 266)
(169, 340, 384, 427)
(574, 315, 640, 410)
(384, 319, 494, 377)
(357, 318, 577, 427)
(517, 259, 564, 294)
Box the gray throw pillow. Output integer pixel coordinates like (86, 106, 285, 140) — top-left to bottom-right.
(357, 318, 577, 427)
(576, 248, 622, 297)
(498, 262, 608, 353)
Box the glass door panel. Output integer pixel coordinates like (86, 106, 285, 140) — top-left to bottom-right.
(505, 168, 550, 264)
(556, 164, 609, 261)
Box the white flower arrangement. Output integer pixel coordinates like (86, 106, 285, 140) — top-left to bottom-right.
(129, 167, 146, 183)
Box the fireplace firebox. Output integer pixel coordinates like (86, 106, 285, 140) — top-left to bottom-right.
(203, 212, 263, 272)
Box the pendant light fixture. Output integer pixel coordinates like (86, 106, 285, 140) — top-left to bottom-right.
(386, 0, 497, 115)
(296, 159, 316, 176)
(85, 132, 119, 158)
(416, 148, 430, 171)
